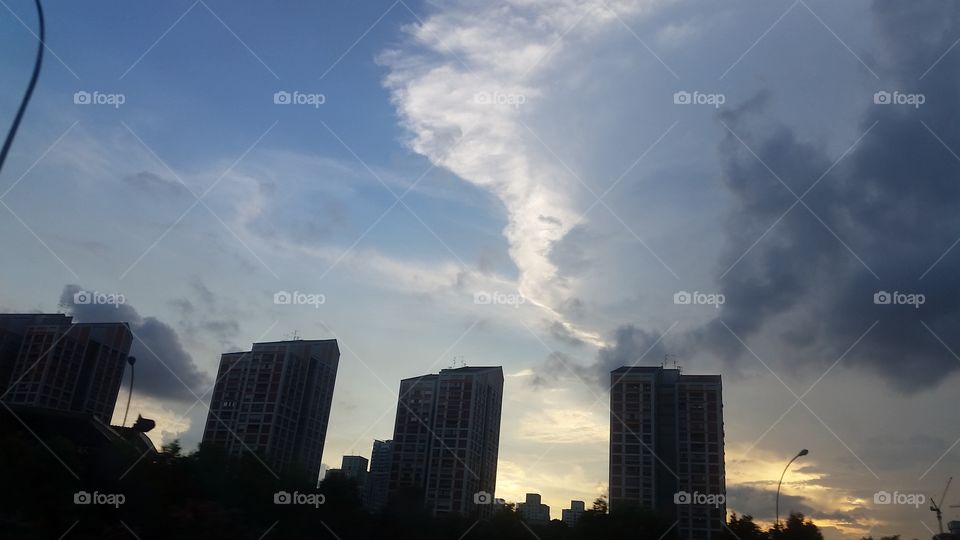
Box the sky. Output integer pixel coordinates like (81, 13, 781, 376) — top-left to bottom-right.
(1, 1, 960, 538)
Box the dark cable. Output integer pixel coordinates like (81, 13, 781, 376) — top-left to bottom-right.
(0, 0, 45, 176)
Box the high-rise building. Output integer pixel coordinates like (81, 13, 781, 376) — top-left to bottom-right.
(366, 439, 393, 513)
(562, 500, 586, 527)
(388, 366, 503, 516)
(0, 314, 132, 421)
(201, 339, 339, 484)
(609, 366, 725, 539)
(341, 455, 369, 480)
(516, 493, 551, 524)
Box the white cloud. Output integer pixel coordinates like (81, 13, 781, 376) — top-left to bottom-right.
(382, 0, 667, 348)
(519, 407, 608, 444)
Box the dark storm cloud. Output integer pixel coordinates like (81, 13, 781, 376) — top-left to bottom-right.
(60, 284, 211, 402)
(703, 0, 960, 391)
(543, 1, 960, 393)
(727, 484, 867, 528)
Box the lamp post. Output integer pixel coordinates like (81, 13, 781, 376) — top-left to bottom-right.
(122, 356, 136, 427)
(776, 449, 809, 529)
(0, 0, 45, 176)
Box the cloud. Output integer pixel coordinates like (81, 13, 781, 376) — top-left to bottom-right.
(534, 1, 960, 393)
(382, 0, 666, 348)
(519, 407, 607, 444)
(169, 278, 242, 350)
(60, 284, 211, 403)
(699, 0, 960, 392)
(122, 171, 191, 198)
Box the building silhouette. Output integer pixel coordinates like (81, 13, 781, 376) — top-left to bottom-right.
(388, 366, 503, 516)
(609, 366, 725, 539)
(561, 499, 585, 527)
(516, 493, 550, 524)
(201, 339, 339, 484)
(365, 439, 393, 512)
(0, 314, 132, 421)
(341, 455, 369, 481)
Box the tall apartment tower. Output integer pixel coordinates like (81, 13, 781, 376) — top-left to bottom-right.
(609, 366, 725, 539)
(366, 439, 393, 513)
(0, 314, 133, 421)
(388, 366, 503, 516)
(201, 339, 339, 484)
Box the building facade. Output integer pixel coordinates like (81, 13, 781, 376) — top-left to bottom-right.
(609, 366, 725, 539)
(201, 339, 339, 484)
(517, 493, 551, 525)
(0, 314, 132, 422)
(366, 439, 393, 512)
(388, 366, 503, 516)
(562, 500, 585, 527)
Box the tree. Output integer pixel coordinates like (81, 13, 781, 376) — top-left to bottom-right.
(770, 513, 823, 540)
(723, 513, 768, 540)
(590, 495, 608, 514)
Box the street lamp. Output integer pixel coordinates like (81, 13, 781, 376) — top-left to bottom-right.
(122, 356, 136, 427)
(776, 449, 809, 529)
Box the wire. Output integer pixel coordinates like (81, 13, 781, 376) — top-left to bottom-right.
(0, 0, 45, 177)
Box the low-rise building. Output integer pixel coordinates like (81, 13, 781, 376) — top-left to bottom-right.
(516, 493, 550, 525)
(562, 500, 585, 527)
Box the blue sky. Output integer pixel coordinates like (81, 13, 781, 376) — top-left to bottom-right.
(3, 1, 960, 538)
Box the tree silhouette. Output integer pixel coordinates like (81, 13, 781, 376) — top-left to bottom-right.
(723, 513, 768, 540)
(769, 513, 824, 540)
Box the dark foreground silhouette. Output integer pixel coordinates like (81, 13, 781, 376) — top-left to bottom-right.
(0, 419, 883, 540)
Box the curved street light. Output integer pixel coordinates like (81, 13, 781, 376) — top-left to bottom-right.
(776, 449, 809, 529)
(122, 356, 136, 427)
